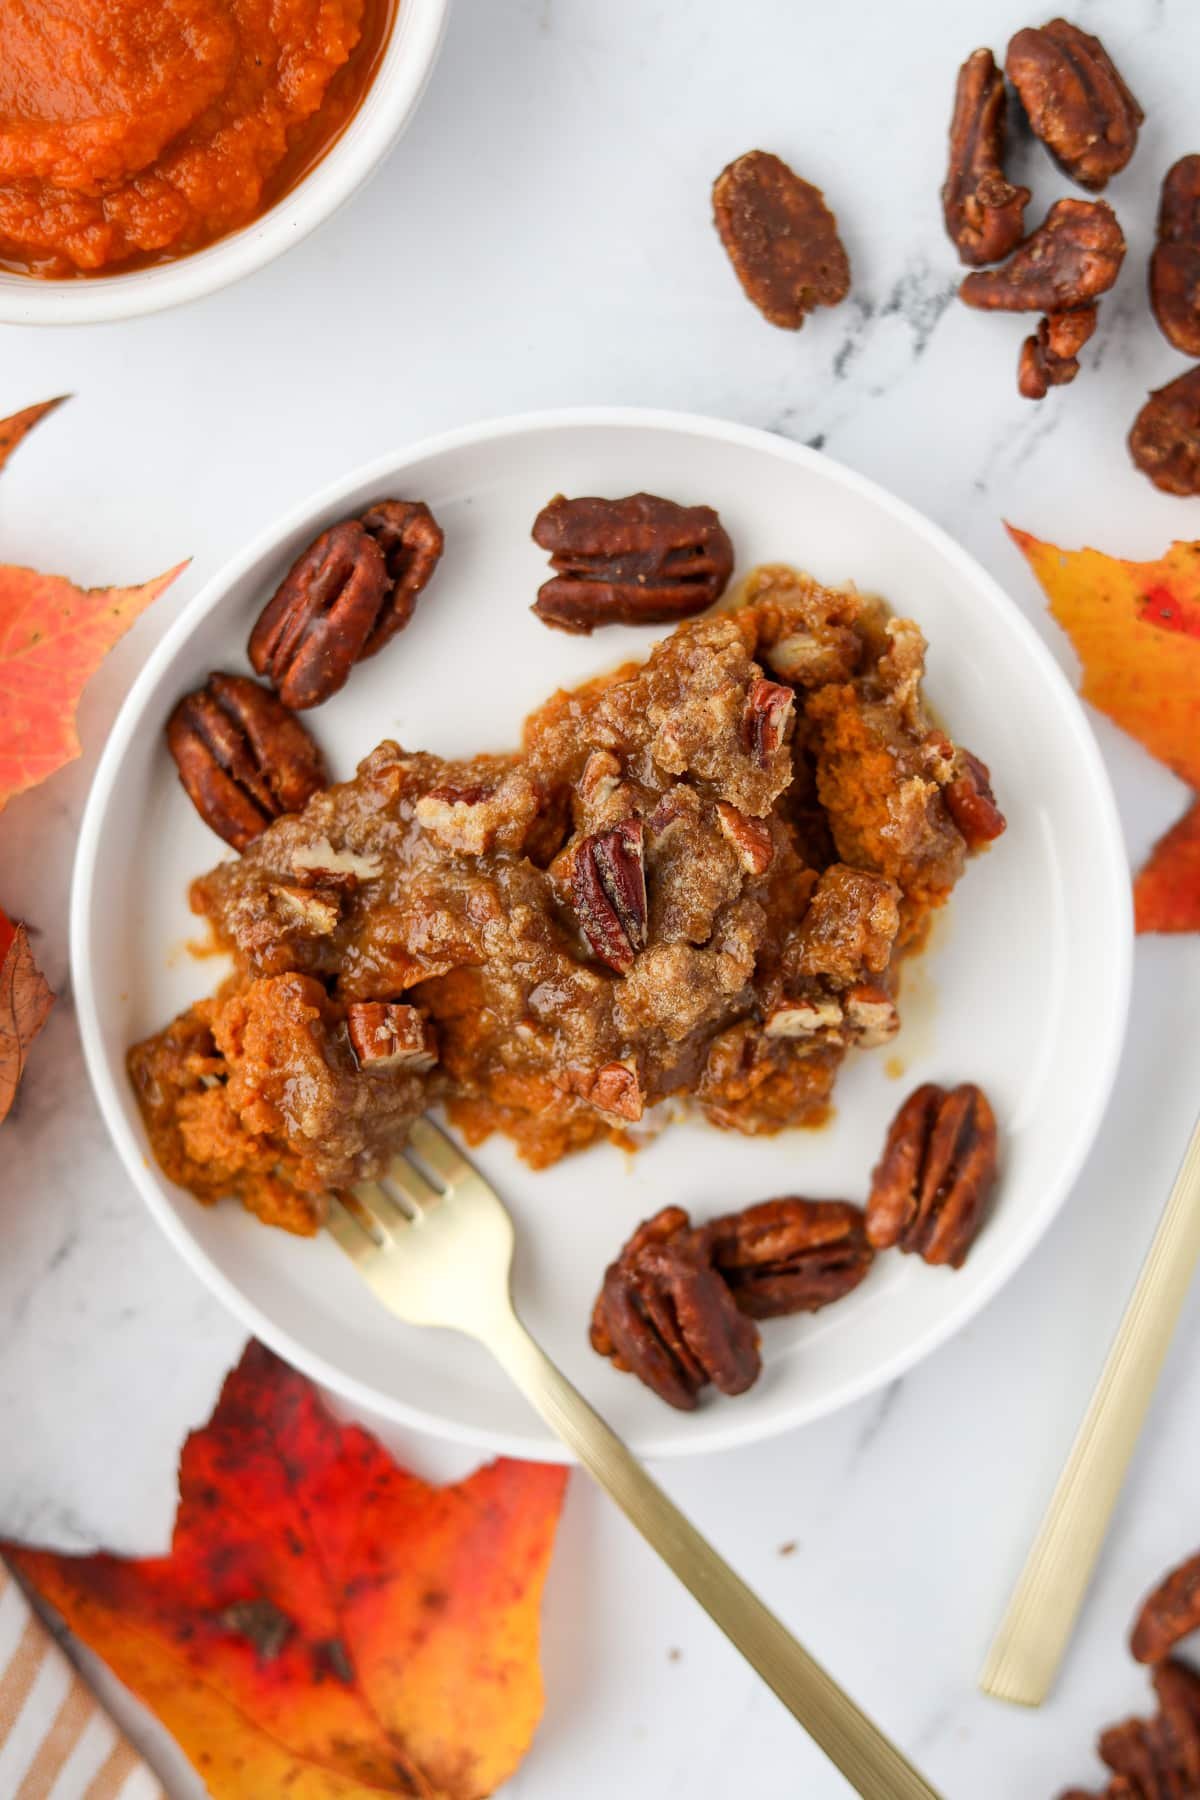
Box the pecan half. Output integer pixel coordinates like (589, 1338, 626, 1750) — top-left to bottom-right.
(1018, 303, 1098, 399)
(943, 747, 1007, 848)
(1086, 1661, 1200, 1799)
(1005, 20, 1142, 192)
(942, 48, 1030, 267)
(358, 500, 444, 657)
(712, 149, 851, 329)
(866, 1082, 999, 1268)
(742, 677, 794, 769)
(1130, 366, 1200, 496)
(1132, 1551, 1200, 1665)
(1151, 157, 1200, 357)
(346, 1002, 438, 1071)
(249, 521, 389, 709)
(571, 818, 648, 974)
(704, 1198, 873, 1319)
(166, 672, 327, 851)
(959, 199, 1126, 313)
(531, 492, 734, 633)
(590, 1207, 761, 1410)
(716, 801, 774, 875)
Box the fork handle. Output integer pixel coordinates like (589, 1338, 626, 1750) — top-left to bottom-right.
(484, 1309, 941, 1800)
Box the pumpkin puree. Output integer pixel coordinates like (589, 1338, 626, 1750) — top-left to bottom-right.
(0, 0, 391, 277)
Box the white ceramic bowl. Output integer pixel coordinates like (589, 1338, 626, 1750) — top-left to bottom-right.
(72, 408, 1132, 1460)
(0, 0, 449, 327)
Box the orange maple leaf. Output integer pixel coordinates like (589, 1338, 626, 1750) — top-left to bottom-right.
(6, 1341, 567, 1800)
(1009, 528, 1200, 933)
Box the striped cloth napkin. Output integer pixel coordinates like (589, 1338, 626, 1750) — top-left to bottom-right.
(0, 1563, 165, 1799)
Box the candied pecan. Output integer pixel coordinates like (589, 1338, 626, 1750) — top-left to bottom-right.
(346, 1002, 438, 1071)
(1132, 1551, 1200, 1665)
(959, 199, 1126, 313)
(590, 1207, 761, 1410)
(1018, 304, 1098, 400)
(167, 672, 327, 851)
(531, 492, 734, 633)
(1005, 20, 1142, 192)
(943, 747, 1007, 848)
(1130, 367, 1200, 496)
(866, 1082, 999, 1268)
(249, 520, 389, 709)
(558, 1059, 644, 1121)
(1092, 1661, 1200, 1798)
(712, 149, 850, 329)
(571, 818, 648, 974)
(942, 48, 1030, 267)
(704, 1198, 873, 1319)
(1151, 157, 1200, 357)
(358, 500, 444, 656)
(742, 677, 794, 769)
(716, 802, 774, 875)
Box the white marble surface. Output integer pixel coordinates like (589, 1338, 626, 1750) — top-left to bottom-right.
(3, 0, 1200, 1793)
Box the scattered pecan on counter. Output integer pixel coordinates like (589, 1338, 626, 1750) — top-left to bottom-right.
(1005, 19, 1142, 192)
(1018, 304, 1098, 399)
(1129, 366, 1200, 496)
(942, 48, 1030, 267)
(1059, 1660, 1200, 1799)
(249, 500, 443, 708)
(531, 492, 733, 633)
(711, 149, 850, 330)
(1132, 1550, 1200, 1666)
(590, 1207, 761, 1411)
(1151, 156, 1200, 357)
(166, 672, 328, 851)
(866, 1082, 999, 1269)
(702, 1199, 874, 1319)
(960, 198, 1126, 314)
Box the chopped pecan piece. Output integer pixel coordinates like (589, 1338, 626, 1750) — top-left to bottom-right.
(590, 1207, 761, 1410)
(1005, 20, 1142, 192)
(704, 1198, 873, 1319)
(558, 1059, 644, 1122)
(290, 836, 383, 886)
(1130, 367, 1200, 496)
(943, 747, 1007, 848)
(249, 521, 389, 709)
(867, 1082, 999, 1268)
(790, 864, 901, 987)
(270, 885, 340, 934)
(571, 818, 648, 974)
(1018, 304, 1098, 400)
(167, 672, 328, 851)
(531, 492, 734, 633)
(357, 500, 444, 656)
(346, 1002, 438, 1071)
(1152, 157, 1200, 357)
(843, 983, 899, 1047)
(716, 801, 774, 875)
(959, 198, 1126, 313)
(712, 149, 851, 329)
(764, 995, 843, 1039)
(1132, 1550, 1200, 1665)
(742, 677, 794, 769)
(942, 48, 1030, 266)
(415, 771, 540, 855)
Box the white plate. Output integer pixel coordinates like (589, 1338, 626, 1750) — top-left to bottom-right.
(71, 408, 1131, 1461)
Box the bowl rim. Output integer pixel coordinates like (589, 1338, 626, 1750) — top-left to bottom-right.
(70, 405, 1133, 1460)
(0, 0, 451, 328)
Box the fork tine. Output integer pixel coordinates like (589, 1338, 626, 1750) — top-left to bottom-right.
(352, 1178, 413, 1238)
(385, 1154, 441, 1215)
(408, 1116, 475, 1188)
(326, 1195, 379, 1265)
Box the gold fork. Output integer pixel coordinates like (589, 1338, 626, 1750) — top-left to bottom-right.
(327, 1116, 942, 1800)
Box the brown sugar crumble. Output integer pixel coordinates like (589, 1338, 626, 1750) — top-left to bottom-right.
(129, 565, 1004, 1234)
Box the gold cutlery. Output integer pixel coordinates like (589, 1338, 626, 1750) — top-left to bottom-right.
(328, 1115, 942, 1800)
(981, 1112, 1200, 1706)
